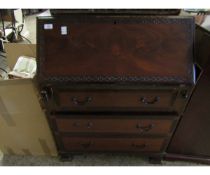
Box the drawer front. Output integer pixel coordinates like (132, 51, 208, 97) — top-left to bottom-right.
(62, 137, 165, 152)
(55, 116, 175, 135)
(53, 89, 178, 111)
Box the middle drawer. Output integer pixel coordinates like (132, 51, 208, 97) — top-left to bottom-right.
(53, 115, 177, 136)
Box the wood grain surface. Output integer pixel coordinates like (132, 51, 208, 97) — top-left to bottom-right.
(37, 16, 194, 84)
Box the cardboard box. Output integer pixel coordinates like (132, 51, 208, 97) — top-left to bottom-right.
(0, 43, 57, 156)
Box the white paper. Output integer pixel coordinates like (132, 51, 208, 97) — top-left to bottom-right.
(9, 56, 37, 79)
(44, 24, 53, 30)
(61, 26, 68, 35)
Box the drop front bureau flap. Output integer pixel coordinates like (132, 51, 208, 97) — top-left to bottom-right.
(37, 15, 195, 84)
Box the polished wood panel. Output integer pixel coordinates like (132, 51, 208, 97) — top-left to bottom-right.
(55, 116, 175, 135)
(37, 16, 194, 84)
(166, 26, 210, 163)
(194, 25, 210, 69)
(50, 9, 181, 16)
(62, 137, 165, 152)
(167, 70, 210, 155)
(54, 89, 178, 111)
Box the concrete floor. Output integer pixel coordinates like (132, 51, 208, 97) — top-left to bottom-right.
(0, 10, 208, 166)
(1, 153, 202, 166)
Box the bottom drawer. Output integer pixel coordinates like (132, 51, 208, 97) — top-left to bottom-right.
(62, 137, 165, 152)
(55, 117, 175, 135)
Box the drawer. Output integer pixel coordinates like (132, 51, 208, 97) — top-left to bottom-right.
(51, 89, 180, 112)
(55, 116, 176, 135)
(61, 137, 165, 152)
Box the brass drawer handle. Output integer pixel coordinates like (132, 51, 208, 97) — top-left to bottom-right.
(140, 96, 160, 105)
(136, 124, 154, 132)
(80, 141, 93, 149)
(131, 143, 146, 149)
(71, 97, 92, 106)
(73, 122, 80, 127)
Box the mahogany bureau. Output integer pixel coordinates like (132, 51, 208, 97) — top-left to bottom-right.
(36, 11, 195, 161)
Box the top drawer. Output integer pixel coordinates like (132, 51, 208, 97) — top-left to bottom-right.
(43, 87, 190, 112)
(37, 16, 194, 84)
